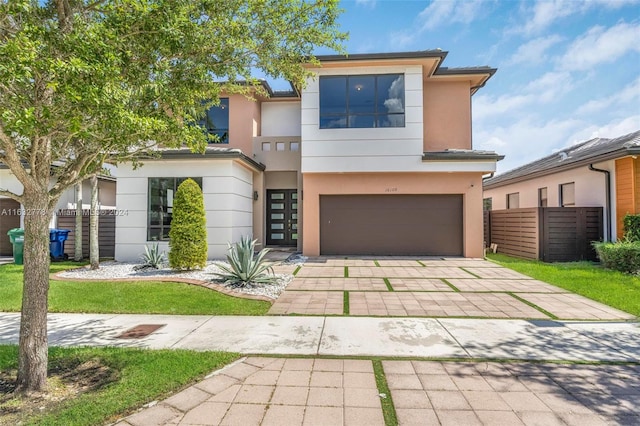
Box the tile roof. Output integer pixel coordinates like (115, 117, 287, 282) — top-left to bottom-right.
(483, 130, 640, 188)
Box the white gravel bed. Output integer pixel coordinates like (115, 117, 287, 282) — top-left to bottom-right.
(57, 261, 293, 299)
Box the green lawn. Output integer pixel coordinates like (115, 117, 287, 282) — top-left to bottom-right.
(0, 263, 270, 315)
(487, 253, 640, 317)
(0, 345, 238, 425)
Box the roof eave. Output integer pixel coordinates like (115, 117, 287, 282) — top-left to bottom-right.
(152, 150, 266, 172)
(483, 149, 632, 189)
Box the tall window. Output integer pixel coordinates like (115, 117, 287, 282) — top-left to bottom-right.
(200, 98, 229, 143)
(483, 198, 492, 211)
(319, 74, 405, 129)
(507, 192, 519, 209)
(148, 177, 203, 241)
(538, 187, 548, 207)
(560, 182, 575, 207)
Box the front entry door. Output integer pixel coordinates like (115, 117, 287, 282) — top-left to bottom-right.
(266, 189, 298, 246)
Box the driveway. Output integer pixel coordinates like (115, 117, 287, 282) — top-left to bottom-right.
(269, 258, 634, 321)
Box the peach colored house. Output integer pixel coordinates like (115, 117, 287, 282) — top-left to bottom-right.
(483, 131, 640, 241)
(114, 50, 503, 260)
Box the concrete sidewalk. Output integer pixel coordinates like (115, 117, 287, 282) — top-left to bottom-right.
(0, 313, 638, 362)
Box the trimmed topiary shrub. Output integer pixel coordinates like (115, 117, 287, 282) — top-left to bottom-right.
(623, 213, 640, 242)
(593, 240, 640, 274)
(169, 178, 207, 270)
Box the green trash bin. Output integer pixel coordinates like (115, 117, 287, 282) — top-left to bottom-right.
(7, 228, 24, 265)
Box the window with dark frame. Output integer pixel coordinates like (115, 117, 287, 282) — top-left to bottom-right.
(147, 177, 203, 241)
(319, 74, 405, 129)
(538, 187, 548, 207)
(560, 182, 575, 207)
(507, 192, 519, 209)
(200, 98, 229, 143)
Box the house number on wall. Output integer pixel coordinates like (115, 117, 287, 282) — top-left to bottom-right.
(385, 187, 398, 192)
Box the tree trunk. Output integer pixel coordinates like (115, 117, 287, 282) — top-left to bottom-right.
(89, 175, 99, 270)
(16, 192, 53, 393)
(74, 182, 83, 261)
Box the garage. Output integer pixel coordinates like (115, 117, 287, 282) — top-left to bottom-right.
(320, 194, 463, 256)
(0, 198, 21, 256)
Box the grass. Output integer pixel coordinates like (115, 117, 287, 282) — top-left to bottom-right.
(0, 345, 238, 426)
(487, 253, 640, 317)
(0, 262, 270, 315)
(373, 360, 398, 426)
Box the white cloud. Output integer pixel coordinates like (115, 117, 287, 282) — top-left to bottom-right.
(475, 117, 586, 173)
(355, 0, 376, 8)
(576, 76, 640, 115)
(559, 22, 640, 71)
(506, 35, 563, 65)
(473, 71, 574, 120)
(392, 0, 485, 46)
(515, 0, 640, 36)
(519, 0, 580, 36)
(476, 114, 640, 174)
(581, 115, 640, 140)
(524, 71, 574, 102)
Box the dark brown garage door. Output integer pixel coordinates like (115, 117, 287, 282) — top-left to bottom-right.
(320, 194, 463, 256)
(0, 198, 21, 256)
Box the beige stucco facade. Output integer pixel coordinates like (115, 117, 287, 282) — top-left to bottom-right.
(113, 50, 500, 259)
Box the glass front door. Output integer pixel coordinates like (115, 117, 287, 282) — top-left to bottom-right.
(266, 189, 298, 246)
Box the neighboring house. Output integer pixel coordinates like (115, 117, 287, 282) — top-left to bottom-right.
(483, 130, 640, 241)
(114, 49, 503, 261)
(0, 168, 116, 256)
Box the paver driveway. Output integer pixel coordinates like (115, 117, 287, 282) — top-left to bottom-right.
(117, 356, 640, 426)
(269, 258, 634, 321)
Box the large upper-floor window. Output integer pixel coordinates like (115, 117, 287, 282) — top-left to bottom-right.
(148, 177, 203, 241)
(200, 98, 229, 143)
(319, 74, 405, 129)
(507, 192, 519, 209)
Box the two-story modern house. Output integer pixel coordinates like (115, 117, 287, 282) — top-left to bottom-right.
(113, 50, 503, 261)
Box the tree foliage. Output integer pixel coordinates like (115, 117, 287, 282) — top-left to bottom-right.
(169, 178, 207, 270)
(0, 0, 344, 392)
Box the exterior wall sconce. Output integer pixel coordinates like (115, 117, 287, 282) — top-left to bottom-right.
(253, 191, 259, 201)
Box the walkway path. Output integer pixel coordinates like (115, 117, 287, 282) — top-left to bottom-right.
(115, 357, 640, 426)
(0, 313, 638, 362)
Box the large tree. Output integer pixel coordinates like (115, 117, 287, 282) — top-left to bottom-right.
(0, 0, 344, 393)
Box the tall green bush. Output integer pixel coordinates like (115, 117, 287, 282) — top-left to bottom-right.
(623, 213, 640, 242)
(169, 179, 207, 270)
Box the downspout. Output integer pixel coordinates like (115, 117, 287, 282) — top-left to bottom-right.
(588, 164, 611, 241)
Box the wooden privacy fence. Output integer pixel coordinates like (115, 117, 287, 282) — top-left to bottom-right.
(56, 210, 116, 259)
(484, 207, 603, 262)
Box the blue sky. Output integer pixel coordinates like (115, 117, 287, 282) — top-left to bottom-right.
(314, 0, 640, 173)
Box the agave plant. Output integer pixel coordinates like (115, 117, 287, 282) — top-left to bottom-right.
(138, 243, 166, 269)
(214, 236, 277, 287)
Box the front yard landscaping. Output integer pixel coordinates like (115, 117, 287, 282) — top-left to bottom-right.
(487, 253, 640, 317)
(0, 345, 238, 425)
(0, 263, 271, 315)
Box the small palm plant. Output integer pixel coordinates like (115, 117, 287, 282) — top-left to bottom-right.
(214, 236, 277, 287)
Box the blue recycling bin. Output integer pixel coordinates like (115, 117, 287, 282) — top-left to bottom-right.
(49, 229, 70, 261)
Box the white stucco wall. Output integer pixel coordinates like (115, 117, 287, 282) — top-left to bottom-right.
(261, 101, 301, 137)
(301, 65, 426, 173)
(114, 159, 255, 261)
(483, 159, 617, 238)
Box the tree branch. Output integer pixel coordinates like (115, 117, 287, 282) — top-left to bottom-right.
(0, 126, 35, 192)
(0, 189, 24, 204)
